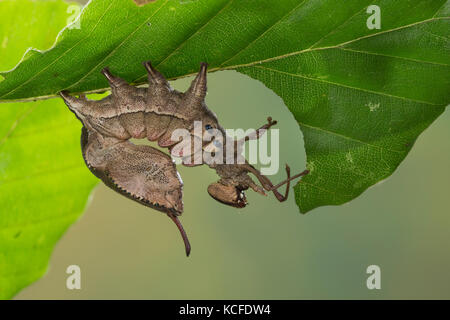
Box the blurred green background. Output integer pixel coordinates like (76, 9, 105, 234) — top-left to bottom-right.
(14, 67, 450, 299)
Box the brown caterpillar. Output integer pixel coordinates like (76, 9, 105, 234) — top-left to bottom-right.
(60, 62, 308, 256)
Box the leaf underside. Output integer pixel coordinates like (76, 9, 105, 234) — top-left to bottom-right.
(0, 0, 449, 298)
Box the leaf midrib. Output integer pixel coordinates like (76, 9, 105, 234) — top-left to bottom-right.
(0, 12, 447, 103)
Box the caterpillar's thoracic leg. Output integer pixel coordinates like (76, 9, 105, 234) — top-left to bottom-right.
(235, 117, 278, 146)
(244, 164, 309, 202)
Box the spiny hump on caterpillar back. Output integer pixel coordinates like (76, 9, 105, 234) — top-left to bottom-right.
(60, 62, 223, 148)
(142, 61, 177, 142)
(158, 62, 223, 147)
(100, 67, 147, 139)
(119, 62, 223, 151)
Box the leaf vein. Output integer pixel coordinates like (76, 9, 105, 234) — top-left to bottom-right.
(155, 0, 235, 69)
(64, 0, 170, 91)
(298, 121, 404, 154)
(252, 65, 443, 106)
(220, 0, 308, 67)
(0, 0, 118, 99)
(338, 47, 450, 67)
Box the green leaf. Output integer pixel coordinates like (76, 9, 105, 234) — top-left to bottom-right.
(0, 0, 448, 218)
(0, 0, 97, 299)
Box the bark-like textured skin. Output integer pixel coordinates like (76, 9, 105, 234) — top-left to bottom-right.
(80, 127, 183, 214)
(60, 62, 308, 256)
(61, 62, 218, 216)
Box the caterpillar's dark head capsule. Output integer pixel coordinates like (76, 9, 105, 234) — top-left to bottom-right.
(207, 181, 248, 208)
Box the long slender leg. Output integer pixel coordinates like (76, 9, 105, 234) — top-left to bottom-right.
(235, 117, 277, 146)
(268, 169, 309, 192)
(245, 164, 289, 202)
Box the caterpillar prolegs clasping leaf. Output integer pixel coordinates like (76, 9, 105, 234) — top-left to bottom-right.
(60, 62, 309, 256)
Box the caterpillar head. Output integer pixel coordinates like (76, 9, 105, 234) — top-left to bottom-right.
(207, 163, 310, 208)
(163, 62, 227, 161)
(206, 164, 265, 209)
(207, 181, 248, 208)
